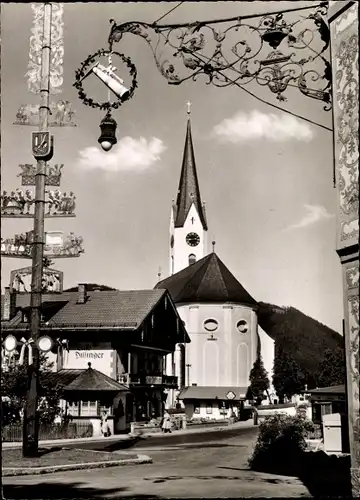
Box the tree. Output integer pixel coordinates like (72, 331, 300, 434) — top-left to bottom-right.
(317, 347, 346, 388)
(1, 353, 63, 426)
(248, 354, 270, 405)
(272, 344, 305, 403)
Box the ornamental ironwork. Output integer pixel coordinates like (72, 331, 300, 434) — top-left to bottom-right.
(108, 2, 331, 109)
(73, 49, 138, 111)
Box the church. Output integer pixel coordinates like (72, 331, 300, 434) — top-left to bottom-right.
(156, 106, 275, 419)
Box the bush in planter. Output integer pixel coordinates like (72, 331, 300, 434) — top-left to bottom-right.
(248, 413, 314, 475)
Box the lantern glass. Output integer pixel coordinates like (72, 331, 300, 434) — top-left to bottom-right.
(38, 336, 53, 353)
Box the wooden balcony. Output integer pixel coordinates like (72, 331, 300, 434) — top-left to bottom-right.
(117, 373, 178, 389)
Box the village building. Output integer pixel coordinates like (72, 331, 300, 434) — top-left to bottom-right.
(1, 285, 190, 434)
(307, 384, 347, 425)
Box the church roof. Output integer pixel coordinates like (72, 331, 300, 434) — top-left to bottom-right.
(174, 118, 208, 230)
(155, 253, 257, 306)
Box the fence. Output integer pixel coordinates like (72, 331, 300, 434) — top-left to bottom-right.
(2, 422, 93, 442)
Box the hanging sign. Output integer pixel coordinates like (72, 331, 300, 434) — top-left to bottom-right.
(10, 267, 63, 293)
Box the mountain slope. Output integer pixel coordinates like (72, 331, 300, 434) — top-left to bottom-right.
(258, 302, 344, 385)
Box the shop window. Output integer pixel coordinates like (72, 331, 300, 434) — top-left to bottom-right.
(98, 404, 112, 416)
(67, 401, 79, 416)
(194, 405, 200, 414)
(206, 404, 213, 414)
(80, 401, 97, 417)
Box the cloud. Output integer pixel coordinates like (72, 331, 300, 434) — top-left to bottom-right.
(213, 110, 314, 143)
(77, 137, 166, 172)
(284, 204, 334, 231)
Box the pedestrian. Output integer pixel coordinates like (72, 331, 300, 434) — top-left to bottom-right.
(161, 410, 172, 433)
(101, 410, 111, 437)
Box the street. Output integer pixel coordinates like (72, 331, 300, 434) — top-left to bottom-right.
(2, 424, 311, 498)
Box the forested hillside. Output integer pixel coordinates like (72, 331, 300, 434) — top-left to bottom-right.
(63, 284, 117, 292)
(258, 302, 344, 387)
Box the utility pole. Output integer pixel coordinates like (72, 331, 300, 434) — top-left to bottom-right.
(23, 1, 53, 457)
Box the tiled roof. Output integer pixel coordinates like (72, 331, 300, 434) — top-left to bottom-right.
(155, 253, 257, 306)
(1, 289, 166, 329)
(307, 384, 345, 395)
(42, 368, 128, 391)
(174, 118, 207, 230)
(64, 365, 128, 391)
(178, 386, 248, 401)
(42, 369, 84, 388)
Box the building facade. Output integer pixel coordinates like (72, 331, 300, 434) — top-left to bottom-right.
(1, 285, 190, 434)
(328, 1, 359, 495)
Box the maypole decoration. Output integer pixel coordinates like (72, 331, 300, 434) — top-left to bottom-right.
(19, 338, 35, 366)
(14, 3, 76, 127)
(2, 2, 84, 456)
(26, 3, 64, 95)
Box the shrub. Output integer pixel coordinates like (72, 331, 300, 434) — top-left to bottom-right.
(248, 413, 314, 474)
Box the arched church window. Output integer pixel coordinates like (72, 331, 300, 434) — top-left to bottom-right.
(236, 319, 248, 334)
(188, 254, 196, 266)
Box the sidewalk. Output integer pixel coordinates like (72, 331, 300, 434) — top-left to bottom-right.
(2, 419, 255, 449)
(2, 432, 134, 449)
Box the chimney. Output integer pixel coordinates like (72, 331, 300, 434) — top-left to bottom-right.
(77, 283, 87, 304)
(3, 287, 17, 321)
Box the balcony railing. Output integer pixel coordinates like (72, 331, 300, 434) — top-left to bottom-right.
(117, 373, 178, 388)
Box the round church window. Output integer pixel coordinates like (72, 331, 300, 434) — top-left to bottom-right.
(204, 319, 219, 332)
(236, 320, 248, 334)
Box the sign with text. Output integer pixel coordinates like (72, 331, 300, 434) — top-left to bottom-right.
(63, 342, 114, 377)
(145, 376, 163, 385)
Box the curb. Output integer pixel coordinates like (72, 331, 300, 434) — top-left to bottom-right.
(2, 453, 152, 477)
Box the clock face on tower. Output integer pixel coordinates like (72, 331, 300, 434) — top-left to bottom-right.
(186, 232, 200, 247)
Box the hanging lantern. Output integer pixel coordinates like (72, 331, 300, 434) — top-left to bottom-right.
(98, 112, 117, 151)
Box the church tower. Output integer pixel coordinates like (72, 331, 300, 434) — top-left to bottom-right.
(170, 103, 208, 275)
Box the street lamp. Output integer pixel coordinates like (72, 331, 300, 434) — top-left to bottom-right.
(98, 112, 117, 151)
(74, 49, 137, 150)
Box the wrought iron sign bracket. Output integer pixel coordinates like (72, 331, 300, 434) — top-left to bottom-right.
(107, 2, 332, 110)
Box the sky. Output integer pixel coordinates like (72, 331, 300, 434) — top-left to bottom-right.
(1, 2, 343, 333)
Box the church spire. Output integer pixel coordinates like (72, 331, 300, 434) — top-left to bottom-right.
(174, 103, 208, 230)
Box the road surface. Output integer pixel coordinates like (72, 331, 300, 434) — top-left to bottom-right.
(2, 424, 311, 498)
